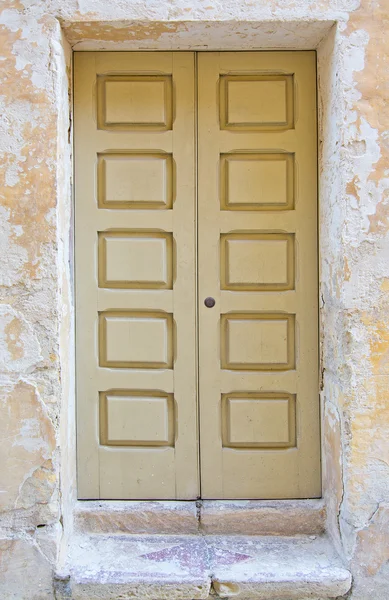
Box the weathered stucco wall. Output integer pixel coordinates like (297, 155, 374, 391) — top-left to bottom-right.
(0, 1, 388, 599)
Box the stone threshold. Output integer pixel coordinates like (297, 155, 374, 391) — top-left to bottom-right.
(74, 498, 326, 536)
(56, 533, 352, 600)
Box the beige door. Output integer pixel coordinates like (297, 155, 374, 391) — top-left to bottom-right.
(198, 52, 320, 498)
(75, 51, 320, 500)
(74, 52, 199, 499)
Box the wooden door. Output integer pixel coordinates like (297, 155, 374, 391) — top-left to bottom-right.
(74, 52, 199, 499)
(75, 51, 320, 500)
(197, 52, 320, 499)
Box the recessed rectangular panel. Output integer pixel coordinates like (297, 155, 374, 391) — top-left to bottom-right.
(222, 392, 296, 448)
(97, 75, 173, 130)
(220, 153, 294, 211)
(98, 153, 173, 209)
(98, 231, 173, 289)
(100, 390, 175, 446)
(99, 311, 173, 369)
(221, 233, 294, 291)
(220, 75, 294, 131)
(221, 313, 295, 371)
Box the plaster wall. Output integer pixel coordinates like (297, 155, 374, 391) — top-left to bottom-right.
(0, 1, 388, 599)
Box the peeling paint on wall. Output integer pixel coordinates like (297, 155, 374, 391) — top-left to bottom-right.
(0, 1, 388, 598)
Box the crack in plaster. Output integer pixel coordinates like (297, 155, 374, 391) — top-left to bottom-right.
(0, 1, 388, 598)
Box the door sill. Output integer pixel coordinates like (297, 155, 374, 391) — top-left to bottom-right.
(74, 498, 326, 536)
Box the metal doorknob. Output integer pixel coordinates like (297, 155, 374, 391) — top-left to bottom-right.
(204, 297, 216, 308)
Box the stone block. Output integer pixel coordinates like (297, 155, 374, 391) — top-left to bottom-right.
(0, 383, 56, 526)
(200, 499, 326, 536)
(0, 538, 54, 600)
(74, 500, 199, 535)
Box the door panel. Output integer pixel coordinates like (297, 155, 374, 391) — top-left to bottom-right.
(198, 52, 320, 499)
(75, 52, 198, 499)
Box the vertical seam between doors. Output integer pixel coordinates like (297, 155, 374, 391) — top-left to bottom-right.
(194, 52, 201, 498)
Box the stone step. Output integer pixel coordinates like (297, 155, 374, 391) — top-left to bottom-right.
(74, 499, 326, 536)
(56, 533, 352, 599)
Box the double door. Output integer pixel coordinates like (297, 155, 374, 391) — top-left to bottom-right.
(75, 51, 320, 500)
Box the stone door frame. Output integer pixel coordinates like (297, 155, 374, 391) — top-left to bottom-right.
(56, 17, 348, 562)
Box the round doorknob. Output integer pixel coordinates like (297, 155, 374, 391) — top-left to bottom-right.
(204, 297, 216, 308)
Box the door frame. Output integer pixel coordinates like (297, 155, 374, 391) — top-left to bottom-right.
(57, 19, 344, 537)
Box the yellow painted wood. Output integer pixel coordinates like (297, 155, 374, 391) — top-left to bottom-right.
(74, 52, 198, 499)
(198, 52, 320, 499)
(75, 51, 320, 501)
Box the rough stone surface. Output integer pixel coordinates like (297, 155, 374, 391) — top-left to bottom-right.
(0, 382, 57, 530)
(200, 499, 326, 536)
(62, 20, 336, 51)
(0, 538, 54, 600)
(58, 533, 351, 600)
(0, 0, 388, 598)
(60, 534, 211, 600)
(74, 501, 199, 535)
(209, 535, 351, 600)
(75, 499, 325, 536)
